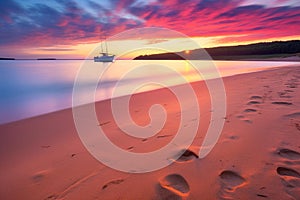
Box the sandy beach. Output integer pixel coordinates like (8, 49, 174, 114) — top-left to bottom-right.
(1, 65, 300, 200)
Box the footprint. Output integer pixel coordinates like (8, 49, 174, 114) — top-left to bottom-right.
(272, 102, 293, 105)
(228, 135, 239, 140)
(278, 91, 293, 99)
(276, 167, 300, 199)
(45, 194, 58, 200)
(247, 101, 261, 105)
(278, 91, 287, 96)
(156, 186, 182, 200)
(218, 170, 246, 199)
(284, 112, 300, 118)
(244, 108, 257, 113)
(98, 121, 111, 126)
(280, 95, 292, 99)
(256, 194, 268, 198)
(157, 134, 172, 139)
(236, 115, 244, 119)
(285, 89, 294, 93)
(250, 95, 263, 100)
(102, 179, 124, 190)
(127, 146, 134, 151)
(158, 174, 190, 198)
(176, 149, 198, 163)
(277, 149, 300, 160)
(296, 123, 300, 131)
(286, 83, 297, 89)
(242, 119, 253, 124)
(31, 170, 49, 183)
(219, 170, 246, 189)
(277, 167, 300, 178)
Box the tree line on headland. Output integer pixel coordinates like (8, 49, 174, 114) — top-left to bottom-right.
(134, 40, 300, 60)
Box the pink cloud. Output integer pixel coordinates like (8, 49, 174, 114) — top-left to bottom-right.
(0, 0, 299, 58)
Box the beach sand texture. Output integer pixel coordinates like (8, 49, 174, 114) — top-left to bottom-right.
(0, 65, 300, 200)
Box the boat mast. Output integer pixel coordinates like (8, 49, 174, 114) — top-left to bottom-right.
(101, 40, 104, 53)
(105, 40, 108, 54)
(104, 33, 108, 54)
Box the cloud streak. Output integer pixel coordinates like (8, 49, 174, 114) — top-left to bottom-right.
(0, 0, 299, 56)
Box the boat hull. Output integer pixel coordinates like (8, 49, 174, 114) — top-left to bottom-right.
(94, 55, 115, 62)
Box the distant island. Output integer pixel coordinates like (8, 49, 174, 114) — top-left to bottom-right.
(134, 40, 300, 61)
(37, 58, 57, 60)
(0, 57, 15, 60)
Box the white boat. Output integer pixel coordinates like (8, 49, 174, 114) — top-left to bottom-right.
(94, 53, 115, 62)
(94, 38, 115, 62)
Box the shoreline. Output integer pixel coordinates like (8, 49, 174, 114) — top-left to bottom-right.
(1, 64, 298, 126)
(0, 57, 300, 62)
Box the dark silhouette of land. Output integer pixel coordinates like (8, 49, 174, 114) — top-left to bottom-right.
(0, 57, 15, 60)
(37, 58, 57, 60)
(134, 40, 300, 61)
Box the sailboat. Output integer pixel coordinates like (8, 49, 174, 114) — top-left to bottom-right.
(94, 38, 115, 62)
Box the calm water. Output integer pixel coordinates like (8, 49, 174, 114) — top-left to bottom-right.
(0, 60, 298, 124)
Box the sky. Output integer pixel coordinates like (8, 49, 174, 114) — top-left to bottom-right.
(0, 0, 299, 59)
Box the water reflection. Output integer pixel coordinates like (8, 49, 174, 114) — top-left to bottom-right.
(0, 60, 298, 124)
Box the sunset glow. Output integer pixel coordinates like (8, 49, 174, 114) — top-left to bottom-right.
(0, 0, 299, 58)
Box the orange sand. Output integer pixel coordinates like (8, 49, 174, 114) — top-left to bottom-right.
(1, 66, 300, 200)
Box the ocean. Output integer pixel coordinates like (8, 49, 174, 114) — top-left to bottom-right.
(0, 59, 298, 124)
